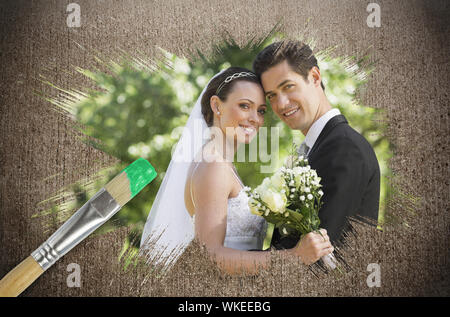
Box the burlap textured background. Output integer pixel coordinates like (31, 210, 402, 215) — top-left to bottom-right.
(0, 0, 448, 296)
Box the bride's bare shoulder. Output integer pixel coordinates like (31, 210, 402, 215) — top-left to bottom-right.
(190, 159, 232, 191)
(192, 159, 230, 180)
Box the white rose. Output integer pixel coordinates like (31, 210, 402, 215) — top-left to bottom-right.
(270, 171, 286, 191)
(256, 178, 271, 198)
(262, 177, 271, 187)
(260, 189, 287, 214)
(256, 178, 269, 194)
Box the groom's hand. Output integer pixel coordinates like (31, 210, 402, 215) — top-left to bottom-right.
(290, 229, 334, 265)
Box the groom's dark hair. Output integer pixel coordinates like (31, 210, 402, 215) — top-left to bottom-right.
(253, 40, 325, 90)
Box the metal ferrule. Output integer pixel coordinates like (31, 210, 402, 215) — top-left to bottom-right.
(31, 188, 121, 271)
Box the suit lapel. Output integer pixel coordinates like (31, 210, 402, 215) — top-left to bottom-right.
(308, 114, 348, 157)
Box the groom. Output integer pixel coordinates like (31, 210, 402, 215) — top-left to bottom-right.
(253, 40, 380, 252)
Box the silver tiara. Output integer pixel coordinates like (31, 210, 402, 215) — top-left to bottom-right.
(215, 72, 257, 95)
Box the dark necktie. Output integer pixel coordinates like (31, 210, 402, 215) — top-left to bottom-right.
(297, 141, 310, 157)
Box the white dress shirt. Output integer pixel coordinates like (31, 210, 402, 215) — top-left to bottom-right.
(303, 108, 341, 156)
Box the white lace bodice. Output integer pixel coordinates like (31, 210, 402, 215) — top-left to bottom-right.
(190, 164, 266, 251)
(223, 188, 266, 250)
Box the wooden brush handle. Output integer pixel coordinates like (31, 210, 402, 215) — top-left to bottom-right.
(0, 256, 44, 297)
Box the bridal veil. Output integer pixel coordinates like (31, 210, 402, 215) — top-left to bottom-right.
(139, 71, 223, 267)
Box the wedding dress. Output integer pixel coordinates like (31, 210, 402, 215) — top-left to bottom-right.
(189, 162, 266, 251)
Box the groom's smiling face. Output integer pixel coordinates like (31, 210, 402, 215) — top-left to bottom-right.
(261, 60, 321, 135)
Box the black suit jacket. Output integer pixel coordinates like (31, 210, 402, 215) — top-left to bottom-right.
(272, 114, 380, 248)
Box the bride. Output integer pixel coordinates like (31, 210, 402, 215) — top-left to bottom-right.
(140, 67, 334, 274)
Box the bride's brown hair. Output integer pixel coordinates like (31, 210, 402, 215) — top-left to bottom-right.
(201, 67, 261, 127)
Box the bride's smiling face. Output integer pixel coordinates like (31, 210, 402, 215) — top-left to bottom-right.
(211, 81, 267, 144)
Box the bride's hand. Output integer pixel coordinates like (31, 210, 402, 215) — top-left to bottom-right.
(288, 229, 334, 265)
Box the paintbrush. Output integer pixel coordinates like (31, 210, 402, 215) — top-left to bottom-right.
(0, 158, 157, 297)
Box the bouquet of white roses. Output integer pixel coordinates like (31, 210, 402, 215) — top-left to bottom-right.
(246, 155, 337, 269)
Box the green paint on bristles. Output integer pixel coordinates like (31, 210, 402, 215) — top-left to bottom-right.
(122, 158, 157, 198)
